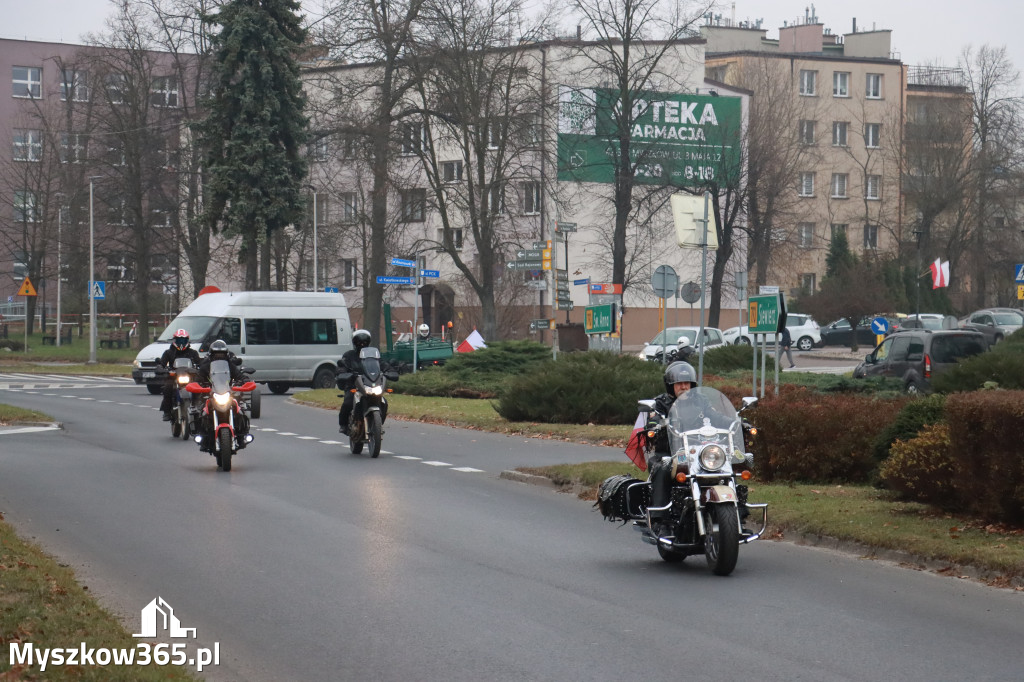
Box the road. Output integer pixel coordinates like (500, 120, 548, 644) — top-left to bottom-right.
(1, 375, 1021, 681)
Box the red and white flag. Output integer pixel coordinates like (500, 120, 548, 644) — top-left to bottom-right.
(456, 329, 486, 353)
(929, 258, 950, 289)
(624, 412, 648, 472)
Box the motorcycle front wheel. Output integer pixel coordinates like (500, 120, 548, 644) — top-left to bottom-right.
(218, 429, 233, 472)
(171, 417, 181, 438)
(704, 504, 740, 576)
(349, 421, 364, 455)
(367, 411, 382, 458)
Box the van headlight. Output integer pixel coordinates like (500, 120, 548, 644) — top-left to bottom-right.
(698, 444, 728, 471)
(133, 359, 141, 369)
(213, 392, 231, 408)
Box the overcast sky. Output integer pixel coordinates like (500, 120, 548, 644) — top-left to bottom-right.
(4, 0, 1023, 84)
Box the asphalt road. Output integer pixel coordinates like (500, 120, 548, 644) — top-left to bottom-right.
(1, 376, 1021, 681)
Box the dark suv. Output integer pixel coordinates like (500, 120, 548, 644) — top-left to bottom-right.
(853, 329, 987, 394)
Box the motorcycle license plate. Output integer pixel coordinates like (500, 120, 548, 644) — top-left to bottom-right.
(142, 372, 156, 379)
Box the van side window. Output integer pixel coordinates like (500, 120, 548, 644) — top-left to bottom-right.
(906, 338, 925, 361)
(246, 319, 293, 345)
(214, 317, 241, 345)
(889, 336, 910, 361)
(293, 319, 338, 344)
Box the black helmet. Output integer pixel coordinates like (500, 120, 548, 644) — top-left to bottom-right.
(352, 329, 371, 349)
(209, 339, 229, 357)
(663, 361, 697, 393)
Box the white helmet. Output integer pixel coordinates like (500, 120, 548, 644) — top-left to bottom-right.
(418, 323, 430, 338)
(676, 336, 691, 348)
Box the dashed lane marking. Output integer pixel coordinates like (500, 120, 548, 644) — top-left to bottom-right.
(422, 460, 453, 467)
(451, 467, 485, 473)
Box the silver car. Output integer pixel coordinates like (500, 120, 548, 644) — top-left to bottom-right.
(959, 308, 1023, 347)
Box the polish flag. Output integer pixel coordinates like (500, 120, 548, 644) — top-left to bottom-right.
(929, 258, 950, 289)
(456, 329, 487, 353)
(624, 412, 648, 472)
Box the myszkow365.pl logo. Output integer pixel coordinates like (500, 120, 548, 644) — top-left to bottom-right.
(7, 596, 221, 673)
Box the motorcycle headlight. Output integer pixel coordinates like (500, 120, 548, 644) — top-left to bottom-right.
(213, 391, 231, 408)
(367, 385, 383, 396)
(698, 444, 728, 471)
(177, 374, 190, 385)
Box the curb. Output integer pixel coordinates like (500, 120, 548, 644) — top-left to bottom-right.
(499, 470, 559, 489)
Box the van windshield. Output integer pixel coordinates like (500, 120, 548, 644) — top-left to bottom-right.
(156, 316, 221, 342)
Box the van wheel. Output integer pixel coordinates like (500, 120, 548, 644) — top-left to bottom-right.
(312, 366, 335, 390)
(267, 382, 290, 395)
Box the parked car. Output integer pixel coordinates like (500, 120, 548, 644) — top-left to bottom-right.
(899, 313, 947, 330)
(639, 326, 725, 362)
(820, 315, 901, 347)
(853, 328, 988, 394)
(959, 308, 1024, 347)
(721, 314, 821, 350)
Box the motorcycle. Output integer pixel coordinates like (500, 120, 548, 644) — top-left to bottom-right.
(336, 347, 398, 458)
(168, 357, 199, 440)
(651, 337, 697, 364)
(186, 358, 257, 471)
(596, 387, 767, 576)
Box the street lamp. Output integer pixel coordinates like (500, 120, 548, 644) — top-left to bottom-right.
(305, 185, 318, 291)
(56, 207, 62, 347)
(88, 177, 99, 364)
(913, 227, 924, 321)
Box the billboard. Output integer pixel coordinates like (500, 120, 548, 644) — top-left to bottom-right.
(557, 86, 742, 187)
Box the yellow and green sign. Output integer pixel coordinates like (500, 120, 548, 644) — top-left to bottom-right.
(585, 304, 616, 335)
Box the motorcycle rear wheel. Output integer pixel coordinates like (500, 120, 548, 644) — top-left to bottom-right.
(218, 429, 233, 472)
(367, 411, 382, 458)
(704, 504, 740, 576)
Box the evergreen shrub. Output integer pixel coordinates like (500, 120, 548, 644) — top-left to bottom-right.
(393, 340, 551, 398)
(932, 328, 1024, 393)
(872, 393, 947, 463)
(878, 423, 956, 507)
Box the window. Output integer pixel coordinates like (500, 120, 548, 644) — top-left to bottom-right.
(150, 76, 178, 107)
(400, 188, 426, 222)
(401, 122, 426, 155)
(106, 140, 126, 166)
(308, 136, 328, 162)
(149, 253, 177, 284)
(864, 123, 881, 148)
(105, 73, 125, 104)
(61, 69, 89, 101)
(150, 197, 175, 228)
(799, 69, 817, 96)
(341, 259, 358, 288)
(863, 223, 878, 250)
(526, 112, 543, 145)
(13, 66, 42, 98)
(833, 71, 850, 97)
(442, 160, 463, 182)
(438, 227, 464, 251)
(60, 133, 87, 164)
(830, 173, 848, 198)
(799, 172, 815, 197)
(106, 253, 135, 282)
(339, 131, 357, 159)
(14, 190, 38, 222)
(13, 129, 42, 162)
(866, 174, 881, 200)
(13, 250, 29, 281)
(482, 184, 504, 215)
(522, 181, 541, 215)
(866, 73, 882, 99)
(486, 120, 502, 149)
(798, 222, 814, 248)
(831, 223, 848, 242)
(799, 120, 816, 145)
(799, 273, 816, 293)
(108, 198, 128, 225)
(832, 121, 848, 146)
(246, 318, 337, 346)
(340, 192, 358, 223)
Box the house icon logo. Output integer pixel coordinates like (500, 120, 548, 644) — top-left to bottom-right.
(132, 597, 197, 639)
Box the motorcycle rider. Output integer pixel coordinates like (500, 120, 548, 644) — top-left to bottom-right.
(418, 323, 430, 340)
(158, 329, 201, 421)
(338, 329, 374, 433)
(646, 361, 699, 538)
(196, 339, 249, 450)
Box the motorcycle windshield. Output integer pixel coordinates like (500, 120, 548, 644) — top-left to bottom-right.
(666, 387, 742, 455)
(359, 347, 382, 382)
(172, 357, 194, 372)
(209, 359, 232, 394)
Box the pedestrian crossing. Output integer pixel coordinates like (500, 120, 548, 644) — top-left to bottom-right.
(0, 373, 139, 390)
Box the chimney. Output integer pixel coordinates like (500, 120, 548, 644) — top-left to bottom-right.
(852, 18, 857, 33)
(576, 24, 581, 40)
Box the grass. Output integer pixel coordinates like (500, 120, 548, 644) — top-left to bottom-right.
(0, 512, 200, 680)
(0, 403, 54, 425)
(0, 331, 139, 366)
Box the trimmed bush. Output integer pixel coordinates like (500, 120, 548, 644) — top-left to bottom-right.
(496, 352, 662, 424)
(747, 385, 907, 483)
(878, 423, 956, 507)
(872, 393, 947, 463)
(393, 340, 551, 398)
(700, 343, 776, 376)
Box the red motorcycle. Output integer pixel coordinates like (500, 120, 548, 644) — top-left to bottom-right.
(186, 358, 257, 471)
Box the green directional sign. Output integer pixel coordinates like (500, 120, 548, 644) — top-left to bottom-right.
(555, 270, 568, 282)
(507, 260, 543, 270)
(529, 318, 553, 331)
(556, 301, 574, 311)
(517, 249, 543, 259)
(748, 294, 787, 334)
(584, 304, 615, 334)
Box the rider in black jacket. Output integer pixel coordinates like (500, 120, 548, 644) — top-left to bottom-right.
(646, 361, 698, 537)
(195, 339, 249, 451)
(338, 329, 371, 432)
(158, 329, 201, 420)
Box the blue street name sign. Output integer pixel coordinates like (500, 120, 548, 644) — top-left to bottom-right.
(376, 276, 414, 285)
(390, 257, 416, 268)
(1015, 264, 1024, 283)
(420, 269, 440, 278)
(871, 316, 889, 335)
(573, 278, 590, 286)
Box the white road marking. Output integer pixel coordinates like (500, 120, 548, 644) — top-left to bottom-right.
(319, 440, 344, 445)
(393, 455, 421, 461)
(258, 427, 278, 431)
(451, 467, 484, 473)
(296, 436, 318, 440)
(0, 425, 60, 435)
(78, 397, 94, 400)
(276, 432, 297, 436)
(421, 460, 452, 467)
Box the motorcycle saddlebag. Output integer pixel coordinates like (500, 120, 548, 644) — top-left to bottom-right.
(595, 475, 650, 523)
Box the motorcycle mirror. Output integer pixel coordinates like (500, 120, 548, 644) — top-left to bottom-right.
(637, 399, 656, 411)
(231, 356, 242, 366)
(741, 396, 758, 409)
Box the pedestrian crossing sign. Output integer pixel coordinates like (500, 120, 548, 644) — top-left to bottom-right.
(89, 280, 106, 300)
(17, 277, 37, 297)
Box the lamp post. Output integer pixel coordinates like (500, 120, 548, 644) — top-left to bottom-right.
(56, 208, 62, 347)
(88, 177, 98, 364)
(913, 227, 923, 321)
(304, 185, 318, 291)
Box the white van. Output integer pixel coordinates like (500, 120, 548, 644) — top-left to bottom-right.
(132, 291, 352, 394)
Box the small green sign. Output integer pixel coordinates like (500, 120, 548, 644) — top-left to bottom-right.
(584, 304, 615, 334)
(748, 294, 786, 334)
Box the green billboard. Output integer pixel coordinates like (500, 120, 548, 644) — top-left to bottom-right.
(557, 86, 742, 187)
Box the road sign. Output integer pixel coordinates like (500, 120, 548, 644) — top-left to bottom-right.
(651, 265, 678, 298)
(390, 257, 416, 268)
(420, 269, 440, 278)
(507, 260, 543, 270)
(588, 283, 622, 295)
(871, 316, 890, 335)
(324, 286, 339, 293)
(556, 221, 577, 233)
(556, 301, 574, 311)
(532, 241, 551, 249)
(17, 277, 37, 297)
(556, 282, 570, 292)
(555, 270, 568, 282)
(573, 278, 590, 286)
(376, 276, 414, 285)
(1018, 285, 1024, 300)
(529, 318, 554, 331)
(759, 285, 780, 295)
(88, 280, 105, 300)
(584, 304, 615, 334)
(542, 258, 552, 270)
(680, 281, 701, 303)
(1015, 264, 1024, 283)
(517, 249, 543, 259)
(748, 293, 785, 333)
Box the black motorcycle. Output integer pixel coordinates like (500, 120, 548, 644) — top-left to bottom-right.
(168, 357, 199, 440)
(336, 347, 398, 458)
